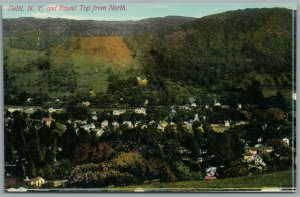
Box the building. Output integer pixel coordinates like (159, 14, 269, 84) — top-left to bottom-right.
(101, 120, 109, 129)
(283, 138, 290, 146)
(42, 116, 55, 127)
(135, 108, 147, 115)
(137, 77, 148, 86)
(113, 109, 126, 116)
(123, 121, 133, 129)
(81, 101, 90, 107)
(28, 176, 45, 188)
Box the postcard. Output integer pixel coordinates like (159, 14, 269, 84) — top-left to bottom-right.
(2, 1, 297, 192)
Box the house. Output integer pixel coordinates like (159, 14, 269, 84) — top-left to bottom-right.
(196, 157, 204, 163)
(244, 153, 254, 163)
(205, 167, 218, 177)
(74, 120, 87, 125)
(42, 116, 54, 127)
(237, 103, 242, 109)
(283, 138, 290, 146)
(148, 120, 155, 125)
(81, 101, 90, 107)
(89, 114, 97, 121)
(24, 176, 29, 182)
(259, 146, 273, 153)
(26, 98, 33, 103)
(205, 105, 209, 109)
(123, 121, 133, 129)
(157, 120, 168, 131)
(257, 137, 263, 143)
(254, 155, 262, 163)
(214, 100, 221, 107)
(101, 120, 109, 129)
(135, 108, 147, 115)
(24, 108, 34, 114)
(236, 121, 249, 126)
(137, 77, 148, 86)
(292, 92, 296, 101)
(28, 176, 45, 188)
(247, 147, 258, 155)
(7, 108, 21, 113)
(224, 120, 230, 127)
(191, 103, 197, 108)
(179, 105, 191, 110)
(221, 105, 230, 109)
(95, 129, 104, 137)
(194, 113, 199, 121)
(113, 109, 126, 116)
(81, 123, 96, 131)
(112, 121, 120, 130)
(183, 121, 193, 132)
(48, 108, 63, 113)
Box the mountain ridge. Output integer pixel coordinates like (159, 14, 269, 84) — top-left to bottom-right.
(3, 16, 196, 36)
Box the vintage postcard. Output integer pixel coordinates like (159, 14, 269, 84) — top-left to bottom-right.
(2, 2, 297, 192)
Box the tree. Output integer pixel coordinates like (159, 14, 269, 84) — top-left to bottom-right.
(223, 160, 248, 178)
(163, 139, 181, 162)
(264, 108, 285, 122)
(275, 91, 288, 110)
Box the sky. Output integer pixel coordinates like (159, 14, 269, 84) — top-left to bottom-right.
(2, 3, 297, 21)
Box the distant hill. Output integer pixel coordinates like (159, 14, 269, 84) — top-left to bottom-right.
(3, 16, 196, 36)
(3, 8, 296, 105)
(144, 8, 295, 94)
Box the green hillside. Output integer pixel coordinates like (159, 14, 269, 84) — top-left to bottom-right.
(4, 8, 295, 106)
(4, 36, 142, 101)
(127, 8, 295, 103)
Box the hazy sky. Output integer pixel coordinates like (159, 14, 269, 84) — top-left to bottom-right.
(2, 3, 297, 21)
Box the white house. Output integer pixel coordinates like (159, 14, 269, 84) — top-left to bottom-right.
(112, 121, 120, 130)
(101, 120, 109, 129)
(135, 108, 147, 115)
(81, 123, 96, 131)
(214, 100, 221, 106)
(8, 108, 21, 113)
(81, 101, 90, 107)
(283, 138, 290, 146)
(205, 167, 218, 177)
(95, 129, 104, 137)
(183, 121, 193, 132)
(237, 103, 242, 109)
(224, 120, 230, 127)
(123, 121, 133, 129)
(292, 92, 296, 101)
(113, 109, 126, 116)
(92, 115, 98, 121)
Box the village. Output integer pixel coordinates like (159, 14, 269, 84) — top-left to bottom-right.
(4, 93, 293, 190)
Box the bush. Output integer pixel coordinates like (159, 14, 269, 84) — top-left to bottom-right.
(68, 163, 135, 187)
(173, 162, 201, 181)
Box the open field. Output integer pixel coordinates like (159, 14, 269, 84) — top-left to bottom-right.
(109, 170, 295, 192)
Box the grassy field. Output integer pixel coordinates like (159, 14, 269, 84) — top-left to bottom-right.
(4, 36, 143, 98)
(108, 170, 295, 192)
